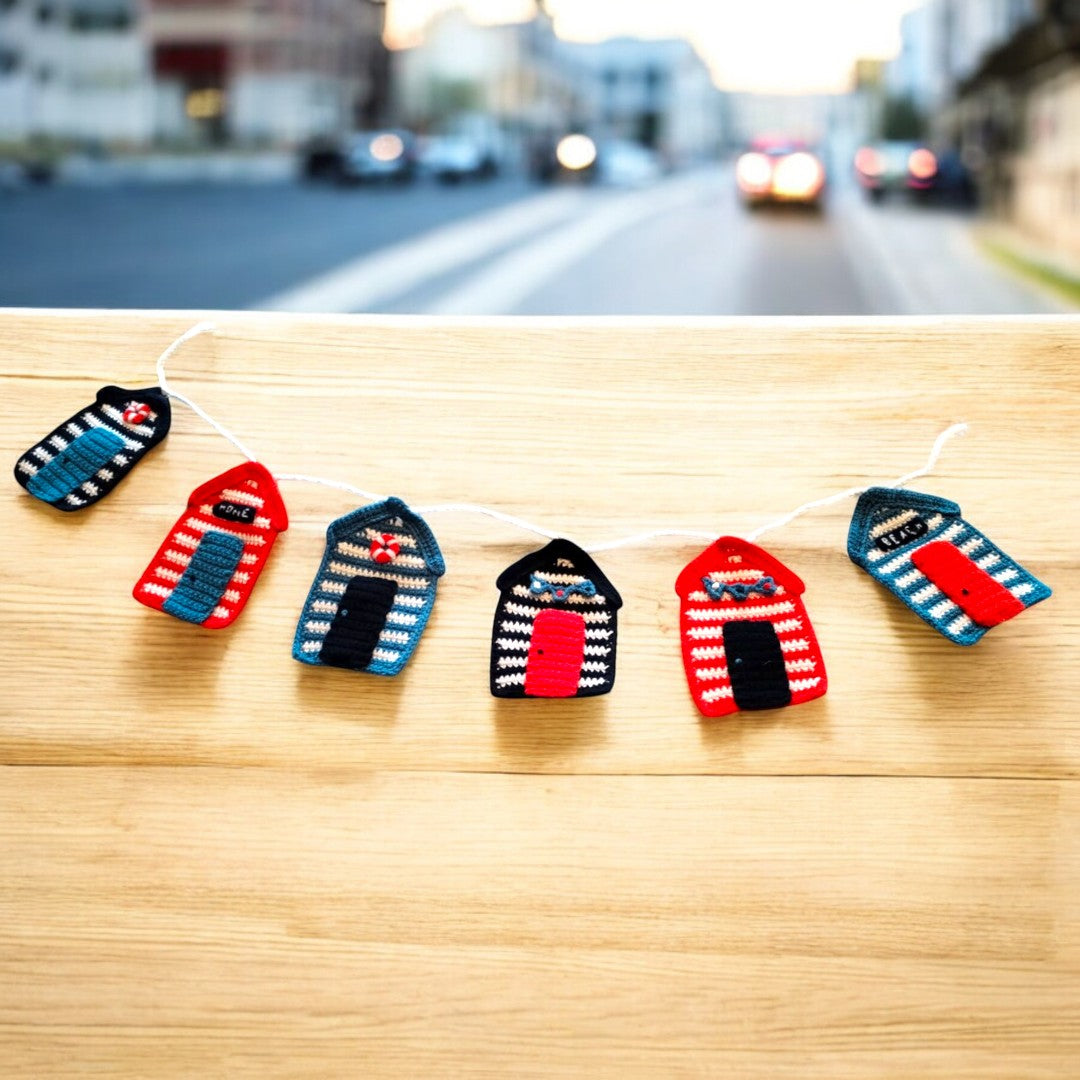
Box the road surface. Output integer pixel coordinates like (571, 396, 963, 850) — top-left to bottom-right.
(0, 170, 1065, 316)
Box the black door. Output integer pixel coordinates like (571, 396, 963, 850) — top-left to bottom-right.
(722, 619, 791, 711)
(321, 576, 398, 671)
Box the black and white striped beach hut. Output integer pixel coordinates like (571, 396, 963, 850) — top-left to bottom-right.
(490, 538, 622, 699)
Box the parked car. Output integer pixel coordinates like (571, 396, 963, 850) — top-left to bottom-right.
(301, 130, 418, 186)
(852, 141, 974, 206)
(419, 136, 497, 184)
(735, 137, 826, 208)
(597, 140, 662, 187)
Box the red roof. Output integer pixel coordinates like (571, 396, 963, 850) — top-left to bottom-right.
(675, 537, 804, 597)
(187, 461, 288, 533)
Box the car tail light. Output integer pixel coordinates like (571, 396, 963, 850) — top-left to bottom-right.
(736, 152, 772, 193)
(854, 146, 884, 177)
(771, 152, 824, 199)
(908, 147, 937, 181)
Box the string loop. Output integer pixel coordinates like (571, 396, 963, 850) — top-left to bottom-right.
(155, 322, 968, 552)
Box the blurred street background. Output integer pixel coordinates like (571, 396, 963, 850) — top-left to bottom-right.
(1, 0, 1078, 315)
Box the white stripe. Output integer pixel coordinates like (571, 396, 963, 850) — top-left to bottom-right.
(993, 568, 1019, 584)
(580, 661, 608, 674)
(305, 620, 331, 635)
(386, 610, 418, 627)
(495, 672, 527, 689)
(65, 421, 84, 438)
(928, 598, 958, 619)
(869, 509, 919, 538)
(323, 564, 429, 591)
(975, 553, 1001, 571)
(222, 589, 241, 603)
(163, 549, 191, 566)
(500, 621, 532, 635)
(701, 686, 734, 703)
(785, 658, 817, 673)
(211, 606, 231, 620)
(497, 655, 527, 669)
(1011, 582, 1034, 599)
(695, 666, 728, 682)
(220, 487, 265, 508)
(780, 638, 810, 654)
(703, 568, 768, 583)
(945, 614, 973, 636)
(789, 676, 823, 693)
(585, 628, 613, 641)
(909, 584, 941, 605)
(773, 618, 803, 635)
(153, 567, 182, 584)
(232, 571, 250, 584)
(311, 599, 338, 615)
(141, 582, 172, 599)
(578, 677, 608, 689)
(690, 645, 725, 661)
(301, 640, 323, 653)
(394, 594, 427, 609)
(48, 434, 68, 451)
(17, 460, 38, 476)
(583, 644, 611, 657)
(371, 648, 402, 664)
(79, 481, 99, 497)
(684, 600, 796, 623)
(63, 493, 85, 506)
(379, 630, 409, 646)
(172, 532, 201, 550)
(32, 446, 53, 463)
(894, 568, 925, 588)
(95, 467, 114, 481)
(185, 517, 267, 546)
(495, 637, 529, 652)
(958, 536, 984, 555)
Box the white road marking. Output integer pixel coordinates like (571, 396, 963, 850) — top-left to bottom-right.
(254, 189, 586, 312)
(426, 172, 717, 315)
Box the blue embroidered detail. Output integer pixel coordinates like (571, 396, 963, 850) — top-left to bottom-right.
(27, 427, 126, 504)
(530, 574, 597, 601)
(702, 575, 777, 602)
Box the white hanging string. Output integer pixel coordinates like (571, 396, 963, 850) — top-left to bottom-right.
(154, 322, 968, 552)
(154, 320, 260, 463)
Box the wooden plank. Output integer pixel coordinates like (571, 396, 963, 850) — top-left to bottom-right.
(1, 312, 1076, 775)
(1, 768, 1077, 1079)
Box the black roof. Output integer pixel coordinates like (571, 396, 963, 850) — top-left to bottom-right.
(496, 538, 622, 608)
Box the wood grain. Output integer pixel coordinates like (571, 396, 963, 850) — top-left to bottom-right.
(1, 311, 1078, 1077)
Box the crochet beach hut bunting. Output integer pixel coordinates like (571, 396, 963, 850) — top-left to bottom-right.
(133, 461, 288, 628)
(293, 497, 445, 675)
(675, 537, 827, 717)
(847, 486, 1051, 644)
(14, 384, 171, 511)
(491, 538, 622, 699)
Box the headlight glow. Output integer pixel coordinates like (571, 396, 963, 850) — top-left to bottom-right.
(556, 134, 597, 171)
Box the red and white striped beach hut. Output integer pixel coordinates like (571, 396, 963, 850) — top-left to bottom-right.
(133, 461, 288, 629)
(675, 537, 827, 718)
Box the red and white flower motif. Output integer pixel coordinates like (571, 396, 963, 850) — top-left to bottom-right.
(370, 534, 400, 564)
(123, 402, 152, 425)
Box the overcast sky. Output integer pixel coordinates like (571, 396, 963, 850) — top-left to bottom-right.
(385, 0, 920, 93)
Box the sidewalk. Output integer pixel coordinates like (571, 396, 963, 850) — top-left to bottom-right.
(972, 220, 1080, 310)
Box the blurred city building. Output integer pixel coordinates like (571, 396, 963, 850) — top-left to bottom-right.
(393, 7, 722, 165)
(885, 0, 1080, 258)
(146, 0, 390, 146)
(552, 37, 720, 164)
(0, 0, 151, 144)
(392, 7, 572, 141)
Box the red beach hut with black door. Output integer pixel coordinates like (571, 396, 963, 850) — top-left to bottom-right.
(675, 537, 827, 717)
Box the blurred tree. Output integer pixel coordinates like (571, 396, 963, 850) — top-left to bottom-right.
(880, 95, 926, 140)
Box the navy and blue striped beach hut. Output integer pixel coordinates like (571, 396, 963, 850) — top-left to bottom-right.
(292, 497, 445, 675)
(847, 486, 1050, 645)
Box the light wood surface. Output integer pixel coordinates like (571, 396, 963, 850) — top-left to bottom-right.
(1, 310, 1078, 1077)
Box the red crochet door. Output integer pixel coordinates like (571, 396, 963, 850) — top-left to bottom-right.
(525, 609, 586, 697)
(911, 541, 1024, 626)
